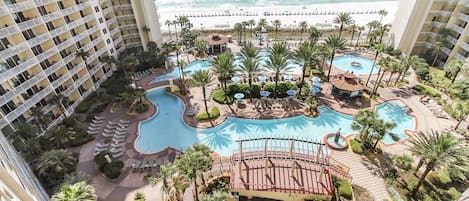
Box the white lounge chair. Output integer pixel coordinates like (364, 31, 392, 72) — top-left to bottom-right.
(110, 147, 122, 154)
(87, 129, 100, 134)
(120, 119, 130, 124)
(90, 122, 104, 128)
(111, 143, 124, 148)
(94, 116, 105, 120)
(102, 132, 114, 138)
(114, 134, 126, 139)
(104, 128, 116, 133)
(112, 152, 124, 158)
(112, 138, 125, 143)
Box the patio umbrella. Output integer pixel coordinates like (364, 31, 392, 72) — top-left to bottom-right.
(284, 74, 293, 81)
(260, 90, 271, 97)
(258, 75, 268, 82)
(311, 77, 321, 83)
(234, 93, 245, 99)
(231, 76, 241, 83)
(287, 89, 296, 96)
(310, 87, 321, 94)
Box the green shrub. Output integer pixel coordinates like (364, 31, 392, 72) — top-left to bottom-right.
(350, 139, 363, 154)
(135, 103, 149, 113)
(104, 160, 124, 179)
(212, 89, 234, 104)
(412, 84, 441, 97)
(415, 66, 430, 80)
(338, 180, 353, 200)
(196, 107, 220, 120)
(311, 68, 323, 75)
(304, 66, 311, 77)
(392, 154, 413, 171)
(390, 49, 402, 57)
(428, 171, 451, 187)
(447, 187, 461, 200)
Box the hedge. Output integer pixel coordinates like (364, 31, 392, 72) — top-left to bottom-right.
(350, 139, 364, 154)
(412, 84, 441, 98)
(196, 106, 220, 120)
(212, 89, 234, 104)
(338, 179, 353, 200)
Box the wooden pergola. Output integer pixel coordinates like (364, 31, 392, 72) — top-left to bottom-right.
(330, 72, 365, 98)
(230, 137, 350, 198)
(207, 33, 228, 54)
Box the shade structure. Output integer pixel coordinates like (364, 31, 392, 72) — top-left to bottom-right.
(310, 87, 321, 94)
(260, 90, 271, 97)
(258, 75, 268, 82)
(287, 89, 296, 96)
(234, 93, 245, 99)
(284, 74, 293, 81)
(231, 76, 241, 83)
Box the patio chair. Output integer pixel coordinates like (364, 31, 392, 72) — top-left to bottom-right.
(112, 138, 125, 144)
(103, 128, 115, 133)
(130, 160, 142, 170)
(92, 119, 104, 124)
(120, 119, 131, 124)
(106, 124, 119, 130)
(112, 151, 124, 158)
(102, 132, 114, 138)
(89, 122, 104, 128)
(94, 116, 105, 120)
(96, 142, 109, 149)
(118, 123, 130, 128)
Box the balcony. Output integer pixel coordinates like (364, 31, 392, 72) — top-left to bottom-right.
(113, 5, 132, 10)
(4, 85, 52, 122)
(415, 41, 433, 49)
(119, 24, 138, 31)
(106, 18, 117, 26)
(0, 57, 37, 83)
(75, 74, 90, 87)
(62, 85, 76, 97)
(27, 32, 50, 47)
(0, 72, 45, 104)
(17, 17, 43, 31)
(452, 25, 465, 34)
(454, 53, 465, 61)
(116, 14, 134, 20)
(0, 41, 29, 60)
(33, 0, 58, 6)
(6, 1, 36, 13)
(460, 42, 469, 52)
(56, 38, 75, 52)
(459, 13, 469, 22)
(126, 42, 142, 48)
(69, 62, 86, 76)
(49, 25, 69, 38)
(122, 33, 140, 40)
(52, 73, 71, 88)
(0, 6, 9, 16)
(424, 21, 446, 28)
(42, 10, 63, 22)
(447, 36, 458, 45)
(35, 48, 57, 63)
(0, 24, 19, 38)
(441, 47, 452, 55)
(89, 63, 106, 75)
(44, 60, 64, 76)
(430, 10, 452, 17)
(102, 7, 113, 15)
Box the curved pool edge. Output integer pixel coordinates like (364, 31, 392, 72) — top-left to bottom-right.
(330, 54, 380, 75)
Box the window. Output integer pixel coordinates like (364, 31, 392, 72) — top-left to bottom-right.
(0, 38, 10, 51)
(1, 101, 17, 114)
(64, 16, 71, 23)
(66, 62, 74, 70)
(106, 39, 111, 44)
(94, 6, 100, 12)
(99, 18, 103, 24)
(40, 60, 51, 70)
(70, 29, 77, 36)
(38, 6, 47, 16)
(53, 36, 61, 45)
(22, 29, 35, 40)
(57, 1, 65, 9)
(102, 28, 107, 34)
(0, 62, 9, 73)
(0, 85, 7, 95)
(6, 55, 20, 68)
(76, 42, 81, 48)
(31, 45, 43, 56)
(110, 48, 114, 54)
(46, 22, 55, 31)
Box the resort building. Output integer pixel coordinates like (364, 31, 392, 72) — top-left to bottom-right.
(390, 0, 468, 66)
(0, 0, 162, 135)
(0, 130, 49, 201)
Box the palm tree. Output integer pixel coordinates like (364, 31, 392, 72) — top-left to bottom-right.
(454, 102, 469, 130)
(242, 21, 249, 45)
(386, 58, 400, 85)
(325, 35, 347, 81)
(373, 57, 394, 94)
(293, 41, 321, 95)
(370, 119, 397, 149)
(351, 109, 379, 144)
(190, 70, 214, 119)
(409, 130, 469, 194)
(432, 40, 448, 66)
(36, 149, 77, 179)
(133, 192, 145, 201)
(50, 94, 69, 118)
(298, 21, 308, 41)
(355, 26, 365, 47)
(75, 49, 90, 68)
(172, 19, 179, 41)
(272, 19, 281, 40)
(165, 20, 172, 40)
(121, 56, 137, 79)
(378, 9, 388, 23)
(175, 149, 212, 201)
(51, 181, 96, 201)
(237, 58, 261, 102)
(248, 19, 256, 44)
(333, 13, 353, 37)
(349, 24, 358, 45)
(11, 123, 37, 149)
(101, 55, 116, 72)
(366, 20, 381, 41)
(377, 24, 390, 43)
(194, 40, 208, 58)
(149, 164, 174, 201)
(161, 42, 174, 58)
(365, 43, 385, 86)
(397, 55, 426, 83)
(213, 52, 235, 102)
(234, 23, 243, 44)
(45, 125, 75, 148)
(267, 43, 294, 98)
(257, 18, 267, 31)
(30, 107, 50, 130)
(308, 27, 322, 45)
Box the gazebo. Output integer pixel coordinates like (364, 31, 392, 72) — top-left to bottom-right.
(330, 72, 365, 98)
(207, 33, 228, 53)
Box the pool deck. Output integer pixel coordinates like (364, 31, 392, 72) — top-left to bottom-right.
(75, 46, 460, 201)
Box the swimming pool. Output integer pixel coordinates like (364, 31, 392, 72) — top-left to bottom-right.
(376, 100, 415, 144)
(331, 55, 379, 75)
(151, 60, 212, 83)
(135, 88, 415, 155)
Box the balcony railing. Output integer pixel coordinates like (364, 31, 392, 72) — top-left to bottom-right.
(0, 24, 19, 38)
(69, 62, 86, 76)
(122, 33, 140, 40)
(106, 18, 117, 26)
(113, 5, 132, 10)
(441, 47, 452, 55)
(0, 6, 9, 16)
(27, 32, 50, 47)
(459, 13, 469, 22)
(51, 73, 71, 88)
(102, 7, 113, 15)
(42, 10, 63, 22)
(454, 53, 465, 61)
(0, 57, 37, 83)
(0, 41, 29, 60)
(49, 24, 69, 38)
(6, 1, 36, 13)
(116, 15, 134, 20)
(460, 42, 469, 52)
(34, 0, 57, 6)
(0, 72, 46, 104)
(62, 85, 76, 97)
(44, 60, 65, 76)
(75, 74, 90, 87)
(4, 85, 52, 122)
(452, 25, 465, 34)
(17, 17, 43, 31)
(447, 36, 458, 45)
(35, 48, 57, 63)
(119, 24, 138, 30)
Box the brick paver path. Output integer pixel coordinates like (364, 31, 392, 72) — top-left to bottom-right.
(331, 150, 392, 201)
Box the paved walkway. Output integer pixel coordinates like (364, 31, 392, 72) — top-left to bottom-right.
(331, 150, 392, 201)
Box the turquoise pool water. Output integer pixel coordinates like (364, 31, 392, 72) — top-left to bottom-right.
(135, 88, 415, 155)
(331, 55, 379, 75)
(151, 60, 212, 83)
(376, 100, 415, 144)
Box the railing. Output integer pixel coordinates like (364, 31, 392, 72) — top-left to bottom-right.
(441, 47, 452, 55)
(51, 73, 71, 88)
(123, 33, 140, 40)
(113, 5, 132, 10)
(62, 85, 76, 97)
(68, 62, 86, 77)
(42, 10, 63, 22)
(459, 12, 469, 22)
(0, 24, 19, 38)
(0, 57, 37, 83)
(102, 7, 113, 15)
(119, 24, 138, 30)
(44, 60, 65, 76)
(452, 24, 465, 34)
(0, 72, 45, 105)
(460, 42, 469, 52)
(17, 17, 43, 31)
(454, 53, 465, 61)
(116, 14, 134, 20)
(27, 32, 50, 47)
(33, 0, 57, 6)
(0, 6, 9, 16)
(448, 36, 458, 45)
(4, 85, 52, 122)
(75, 73, 90, 87)
(6, 1, 35, 13)
(49, 24, 69, 38)
(0, 41, 29, 60)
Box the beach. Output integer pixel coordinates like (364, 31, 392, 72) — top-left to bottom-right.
(157, 1, 398, 31)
